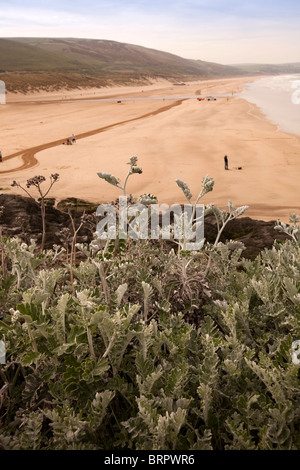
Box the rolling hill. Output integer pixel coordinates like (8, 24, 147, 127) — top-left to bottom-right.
(232, 62, 300, 74)
(0, 37, 247, 92)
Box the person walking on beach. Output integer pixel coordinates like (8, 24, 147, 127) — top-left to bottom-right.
(72, 134, 76, 144)
(224, 155, 228, 170)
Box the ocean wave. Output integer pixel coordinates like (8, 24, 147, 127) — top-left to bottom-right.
(240, 74, 300, 136)
(291, 79, 300, 104)
(254, 75, 300, 105)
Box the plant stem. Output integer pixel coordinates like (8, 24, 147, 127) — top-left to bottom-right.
(102, 331, 116, 359)
(27, 322, 38, 353)
(68, 209, 84, 295)
(40, 200, 46, 252)
(122, 168, 131, 196)
(99, 262, 111, 307)
(87, 326, 96, 361)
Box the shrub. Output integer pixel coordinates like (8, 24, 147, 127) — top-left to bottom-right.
(0, 229, 299, 450)
(0, 161, 299, 450)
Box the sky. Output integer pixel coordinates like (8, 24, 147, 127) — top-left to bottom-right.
(0, 0, 299, 64)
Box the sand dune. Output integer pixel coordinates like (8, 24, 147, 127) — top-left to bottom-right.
(1, 77, 299, 222)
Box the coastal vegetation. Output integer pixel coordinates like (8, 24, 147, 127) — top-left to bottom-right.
(1, 38, 300, 94)
(0, 160, 299, 450)
(0, 37, 247, 93)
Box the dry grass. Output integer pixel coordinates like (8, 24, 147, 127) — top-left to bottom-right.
(0, 37, 247, 93)
(1, 71, 152, 93)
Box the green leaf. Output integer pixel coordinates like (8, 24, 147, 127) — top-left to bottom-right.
(0, 320, 13, 331)
(53, 343, 76, 356)
(22, 351, 41, 365)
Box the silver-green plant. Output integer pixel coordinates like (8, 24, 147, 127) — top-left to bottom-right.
(0, 218, 300, 449)
(175, 175, 214, 251)
(97, 156, 142, 197)
(274, 213, 300, 243)
(203, 200, 249, 277)
(205, 201, 249, 248)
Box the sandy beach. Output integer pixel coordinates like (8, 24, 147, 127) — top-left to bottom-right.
(1, 76, 300, 222)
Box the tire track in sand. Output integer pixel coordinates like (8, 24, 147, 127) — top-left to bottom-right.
(0, 99, 185, 175)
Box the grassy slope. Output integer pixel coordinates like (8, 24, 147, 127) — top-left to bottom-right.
(0, 38, 80, 72)
(0, 37, 247, 92)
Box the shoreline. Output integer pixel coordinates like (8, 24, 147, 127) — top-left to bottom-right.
(239, 74, 300, 137)
(1, 76, 299, 223)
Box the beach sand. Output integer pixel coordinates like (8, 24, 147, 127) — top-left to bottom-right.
(1, 76, 300, 222)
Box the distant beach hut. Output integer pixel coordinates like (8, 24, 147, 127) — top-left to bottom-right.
(0, 80, 5, 105)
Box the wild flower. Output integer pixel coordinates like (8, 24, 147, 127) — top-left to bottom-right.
(128, 156, 138, 165)
(139, 193, 158, 206)
(26, 175, 46, 188)
(10, 174, 60, 252)
(9, 308, 20, 324)
(131, 167, 143, 174)
(200, 174, 215, 197)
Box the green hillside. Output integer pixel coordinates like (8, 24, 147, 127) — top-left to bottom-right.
(0, 37, 247, 92)
(0, 38, 81, 73)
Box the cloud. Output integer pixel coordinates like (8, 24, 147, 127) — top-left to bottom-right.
(0, 0, 299, 63)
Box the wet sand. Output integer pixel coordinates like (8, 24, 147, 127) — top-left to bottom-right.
(1, 77, 300, 222)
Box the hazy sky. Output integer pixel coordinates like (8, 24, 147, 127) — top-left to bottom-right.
(0, 0, 299, 64)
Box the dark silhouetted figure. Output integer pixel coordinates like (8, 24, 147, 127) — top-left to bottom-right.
(224, 155, 228, 170)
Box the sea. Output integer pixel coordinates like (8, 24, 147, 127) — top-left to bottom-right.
(240, 74, 300, 136)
